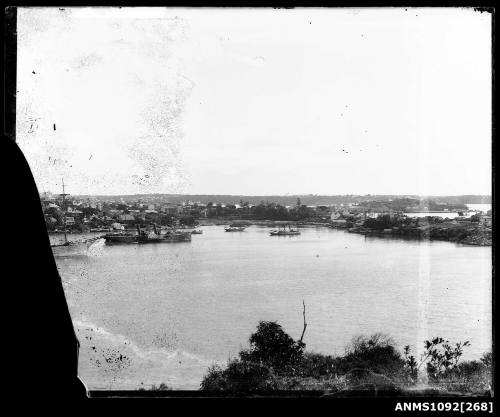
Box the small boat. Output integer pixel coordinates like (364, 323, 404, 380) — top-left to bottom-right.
(225, 226, 245, 232)
(270, 224, 301, 236)
(191, 229, 203, 234)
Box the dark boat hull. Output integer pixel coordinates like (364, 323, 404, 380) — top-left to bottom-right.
(104, 234, 138, 244)
(104, 229, 192, 244)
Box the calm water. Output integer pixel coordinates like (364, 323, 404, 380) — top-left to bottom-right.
(54, 226, 492, 390)
(467, 203, 492, 213)
(402, 203, 491, 219)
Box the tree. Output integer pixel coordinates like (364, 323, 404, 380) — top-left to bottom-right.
(116, 203, 128, 212)
(342, 333, 404, 376)
(470, 214, 481, 223)
(480, 352, 492, 368)
(424, 338, 470, 379)
(80, 206, 99, 217)
(179, 215, 196, 226)
(200, 319, 307, 391)
(160, 214, 176, 226)
(404, 337, 470, 382)
(201, 360, 276, 391)
(239, 321, 305, 373)
(44, 206, 63, 226)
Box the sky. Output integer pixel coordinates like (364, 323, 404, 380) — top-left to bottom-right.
(16, 7, 492, 196)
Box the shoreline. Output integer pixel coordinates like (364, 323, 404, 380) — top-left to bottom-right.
(196, 219, 492, 246)
(48, 220, 491, 246)
(345, 225, 492, 246)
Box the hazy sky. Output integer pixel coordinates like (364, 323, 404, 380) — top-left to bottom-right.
(17, 7, 492, 196)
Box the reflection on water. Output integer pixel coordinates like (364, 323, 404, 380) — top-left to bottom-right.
(54, 225, 492, 390)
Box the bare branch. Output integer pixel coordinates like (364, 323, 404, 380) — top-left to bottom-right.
(299, 300, 307, 343)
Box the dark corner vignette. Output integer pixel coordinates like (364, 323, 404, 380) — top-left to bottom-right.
(3, 6, 87, 401)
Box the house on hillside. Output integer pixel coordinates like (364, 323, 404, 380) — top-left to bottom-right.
(330, 219, 348, 227)
(111, 222, 125, 230)
(119, 214, 135, 223)
(67, 207, 84, 217)
(331, 212, 342, 220)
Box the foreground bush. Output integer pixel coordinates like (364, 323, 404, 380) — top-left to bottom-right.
(239, 321, 305, 374)
(139, 382, 171, 391)
(199, 321, 492, 395)
(427, 353, 493, 394)
(200, 321, 303, 391)
(201, 360, 278, 391)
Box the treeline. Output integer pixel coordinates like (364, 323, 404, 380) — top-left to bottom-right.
(205, 201, 325, 221)
(74, 194, 492, 207)
(362, 214, 446, 231)
(358, 198, 469, 212)
(360, 214, 492, 246)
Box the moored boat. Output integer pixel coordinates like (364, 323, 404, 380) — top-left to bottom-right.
(51, 180, 105, 255)
(270, 224, 301, 236)
(225, 226, 245, 232)
(137, 231, 192, 243)
(137, 224, 192, 243)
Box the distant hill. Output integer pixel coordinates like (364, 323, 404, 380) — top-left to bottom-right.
(73, 194, 492, 206)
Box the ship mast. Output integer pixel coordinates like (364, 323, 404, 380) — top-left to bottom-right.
(60, 179, 70, 244)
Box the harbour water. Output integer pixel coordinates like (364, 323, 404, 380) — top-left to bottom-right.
(53, 225, 492, 390)
(401, 203, 491, 219)
(466, 203, 492, 213)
